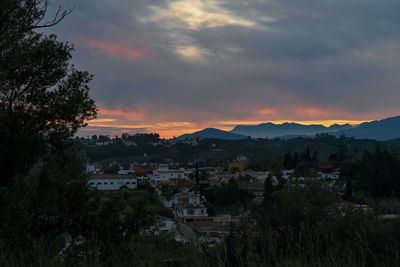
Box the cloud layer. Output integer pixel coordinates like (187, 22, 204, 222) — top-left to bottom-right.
(47, 0, 400, 137)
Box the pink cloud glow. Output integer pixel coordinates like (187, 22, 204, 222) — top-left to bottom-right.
(296, 107, 330, 117)
(98, 107, 145, 120)
(257, 108, 276, 115)
(75, 36, 152, 60)
(83, 104, 394, 139)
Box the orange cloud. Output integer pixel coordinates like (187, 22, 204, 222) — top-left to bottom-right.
(75, 36, 152, 60)
(296, 107, 331, 117)
(90, 118, 116, 123)
(258, 108, 276, 115)
(98, 107, 145, 120)
(83, 104, 378, 139)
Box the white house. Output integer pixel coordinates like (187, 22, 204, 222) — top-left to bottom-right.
(173, 192, 202, 205)
(156, 216, 176, 233)
(151, 164, 189, 182)
(173, 192, 208, 223)
(89, 174, 137, 191)
(282, 169, 294, 180)
(86, 163, 102, 174)
(317, 170, 340, 180)
(176, 203, 208, 219)
(117, 164, 135, 175)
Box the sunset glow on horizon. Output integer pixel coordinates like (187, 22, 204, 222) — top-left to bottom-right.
(82, 117, 373, 139)
(49, 0, 400, 139)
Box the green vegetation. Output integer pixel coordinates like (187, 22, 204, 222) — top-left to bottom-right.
(3, 180, 400, 266)
(341, 147, 400, 198)
(0, 0, 96, 187)
(79, 132, 400, 171)
(203, 179, 255, 215)
(160, 184, 179, 201)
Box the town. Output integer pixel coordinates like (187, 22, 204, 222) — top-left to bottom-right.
(3, 1, 400, 265)
(82, 132, 371, 245)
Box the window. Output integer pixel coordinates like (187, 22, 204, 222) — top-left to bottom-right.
(97, 182, 101, 185)
(110, 182, 113, 185)
(104, 182, 108, 185)
(126, 182, 130, 184)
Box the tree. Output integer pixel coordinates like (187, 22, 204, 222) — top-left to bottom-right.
(0, 0, 97, 186)
(121, 133, 129, 140)
(262, 175, 274, 209)
(271, 181, 338, 231)
(283, 151, 295, 169)
(305, 146, 311, 162)
(195, 160, 200, 184)
(341, 148, 400, 198)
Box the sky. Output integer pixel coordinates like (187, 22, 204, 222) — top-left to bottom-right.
(47, 0, 400, 138)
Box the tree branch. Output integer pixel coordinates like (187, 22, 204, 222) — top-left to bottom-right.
(31, 3, 74, 30)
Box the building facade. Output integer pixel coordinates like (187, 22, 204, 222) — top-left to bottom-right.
(151, 164, 190, 182)
(89, 174, 137, 190)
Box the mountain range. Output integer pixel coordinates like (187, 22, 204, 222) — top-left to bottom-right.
(177, 116, 400, 141)
(177, 128, 247, 140)
(231, 122, 352, 138)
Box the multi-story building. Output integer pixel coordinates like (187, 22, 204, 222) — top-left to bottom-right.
(173, 192, 210, 223)
(151, 164, 190, 183)
(89, 174, 137, 190)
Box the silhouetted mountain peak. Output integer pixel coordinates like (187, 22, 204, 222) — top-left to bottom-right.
(179, 116, 400, 141)
(177, 128, 247, 140)
(338, 116, 400, 140)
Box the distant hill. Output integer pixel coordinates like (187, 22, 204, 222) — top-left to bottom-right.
(338, 116, 400, 140)
(177, 128, 248, 140)
(176, 116, 400, 141)
(231, 122, 352, 138)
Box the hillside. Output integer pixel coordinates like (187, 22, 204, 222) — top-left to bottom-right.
(339, 116, 400, 140)
(177, 128, 247, 140)
(231, 122, 352, 138)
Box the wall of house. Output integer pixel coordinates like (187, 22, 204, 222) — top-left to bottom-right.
(89, 179, 137, 190)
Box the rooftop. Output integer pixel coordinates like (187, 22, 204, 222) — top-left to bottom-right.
(90, 174, 136, 180)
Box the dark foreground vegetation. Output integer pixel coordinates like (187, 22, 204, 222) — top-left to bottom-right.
(2, 1, 400, 266)
(79, 132, 400, 167)
(3, 171, 400, 266)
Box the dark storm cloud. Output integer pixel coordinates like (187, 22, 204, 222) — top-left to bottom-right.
(46, 0, 400, 129)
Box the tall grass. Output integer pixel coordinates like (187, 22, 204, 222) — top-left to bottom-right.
(1, 213, 400, 266)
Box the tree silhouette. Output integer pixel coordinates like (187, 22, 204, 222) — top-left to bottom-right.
(0, 0, 97, 186)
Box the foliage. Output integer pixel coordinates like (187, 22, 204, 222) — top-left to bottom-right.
(341, 148, 400, 198)
(0, 0, 97, 186)
(3, 2, 400, 266)
(82, 133, 386, 168)
(269, 181, 338, 231)
(81, 189, 158, 245)
(204, 178, 254, 214)
(0, 149, 92, 250)
(3, 182, 400, 266)
(160, 184, 179, 201)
